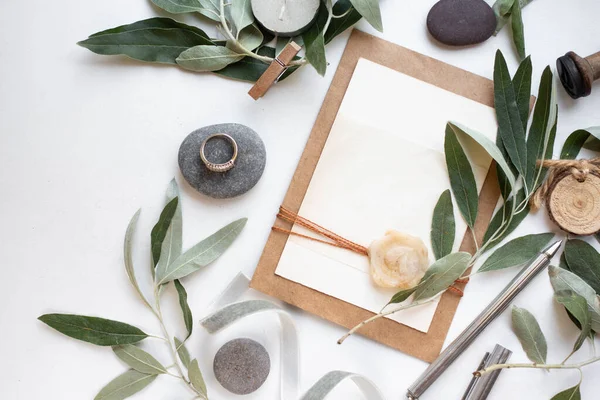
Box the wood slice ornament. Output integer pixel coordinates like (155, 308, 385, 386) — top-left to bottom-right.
(546, 172, 600, 235)
(533, 158, 600, 235)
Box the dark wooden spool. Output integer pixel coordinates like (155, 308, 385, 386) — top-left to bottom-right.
(557, 50, 600, 99)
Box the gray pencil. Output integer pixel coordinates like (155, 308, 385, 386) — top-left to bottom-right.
(406, 240, 563, 399)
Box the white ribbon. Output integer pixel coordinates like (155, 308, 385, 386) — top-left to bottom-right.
(202, 273, 385, 400)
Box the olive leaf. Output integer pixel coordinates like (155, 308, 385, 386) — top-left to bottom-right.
(78, 18, 213, 64)
(176, 45, 244, 72)
(496, 135, 518, 200)
(124, 209, 152, 307)
(478, 233, 554, 273)
(493, 0, 534, 34)
(525, 67, 556, 190)
(303, 4, 329, 76)
(564, 239, 600, 294)
(150, 0, 203, 14)
(431, 190, 455, 260)
(554, 291, 592, 354)
(189, 359, 208, 398)
(325, 0, 362, 44)
(512, 56, 532, 131)
(94, 369, 157, 400)
(233, 23, 263, 52)
(510, 0, 526, 60)
(154, 198, 183, 279)
(483, 189, 529, 248)
(191, 0, 220, 21)
(174, 279, 193, 339)
(156, 218, 247, 285)
(150, 197, 179, 268)
(174, 337, 191, 368)
(230, 0, 254, 35)
(549, 266, 600, 332)
(581, 126, 600, 151)
(112, 344, 168, 375)
(215, 46, 299, 82)
(38, 314, 148, 346)
(494, 50, 528, 178)
(444, 124, 478, 229)
(385, 275, 435, 307)
(349, 0, 383, 32)
(511, 306, 547, 364)
(561, 130, 592, 160)
(495, 0, 515, 16)
(413, 252, 471, 301)
(550, 385, 581, 400)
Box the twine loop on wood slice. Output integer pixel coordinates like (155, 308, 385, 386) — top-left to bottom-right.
(531, 157, 600, 235)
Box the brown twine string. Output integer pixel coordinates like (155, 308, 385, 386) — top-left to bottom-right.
(273, 206, 369, 256)
(531, 157, 600, 211)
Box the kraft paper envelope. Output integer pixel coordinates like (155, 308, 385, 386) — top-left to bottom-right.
(251, 30, 501, 362)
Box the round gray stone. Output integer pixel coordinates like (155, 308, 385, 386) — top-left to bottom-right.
(427, 0, 496, 46)
(178, 124, 266, 199)
(213, 338, 271, 395)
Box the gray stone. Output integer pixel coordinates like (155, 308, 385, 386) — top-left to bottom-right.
(178, 124, 266, 199)
(213, 338, 271, 395)
(427, 0, 496, 46)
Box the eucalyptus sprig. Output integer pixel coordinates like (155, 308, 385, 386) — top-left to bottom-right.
(77, 0, 381, 83)
(339, 50, 558, 344)
(38, 180, 247, 400)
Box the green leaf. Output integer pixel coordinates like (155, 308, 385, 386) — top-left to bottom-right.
(214, 46, 299, 82)
(494, 50, 528, 177)
(349, 0, 383, 32)
(189, 359, 208, 397)
(94, 370, 157, 400)
(325, 0, 362, 44)
(478, 233, 554, 273)
(512, 56, 532, 131)
(156, 218, 247, 284)
(549, 266, 600, 332)
(386, 274, 435, 306)
(564, 239, 600, 294)
(413, 252, 471, 301)
(448, 122, 517, 191)
(495, 0, 516, 16)
(78, 18, 213, 64)
(493, 0, 534, 34)
(174, 337, 191, 368)
(496, 134, 518, 200)
(550, 385, 581, 400)
(198, 0, 221, 21)
(526, 67, 556, 190)
(303, 5, 328, 76)
(483, 189, 529, 248)
(150, 0, 202, 14)
(554, 291, 591, 353)
(444, 124, 478, 228)
(431, 190, 455, 260)
(511, 305, 547, 364)
(230, 0, 254, 34)
(233, 23, 263, 51)
(124, 209, 151, 307)
(582, 127, 600, 151)
(510, 0, 526, 60)
(150, 199, 177, 268)
(174, 279, 193, 338)
(38, 314, 148, 346)
(176, 45, 244, 72)
(561, 127, 600, 159)
(112, 344, 167, 375)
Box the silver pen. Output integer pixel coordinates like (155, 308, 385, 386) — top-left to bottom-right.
(406, 240, 563, 399)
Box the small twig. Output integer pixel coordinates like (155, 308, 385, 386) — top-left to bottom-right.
(475, 356, 600, 377)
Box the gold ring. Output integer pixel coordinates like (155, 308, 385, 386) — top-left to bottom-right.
(200, 133, 238, 172)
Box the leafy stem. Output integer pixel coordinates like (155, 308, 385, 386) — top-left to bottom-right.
(475, 355, 600, 377)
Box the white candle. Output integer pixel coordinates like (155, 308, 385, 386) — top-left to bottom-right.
(250, 0, 321, 37)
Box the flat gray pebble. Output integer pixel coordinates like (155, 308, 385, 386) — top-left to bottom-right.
(213, 338, 271, 395)
(427, 0, 496, 46)
(178, 124, 266, 199)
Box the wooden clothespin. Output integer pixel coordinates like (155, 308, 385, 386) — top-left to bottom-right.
(248, 41, 301, 100)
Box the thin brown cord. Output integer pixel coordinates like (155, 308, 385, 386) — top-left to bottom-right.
(531, 157, 600, 211)
(273, 206, 369, 256)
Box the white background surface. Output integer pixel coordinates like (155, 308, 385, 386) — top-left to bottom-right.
(1, 0, 600, 399)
